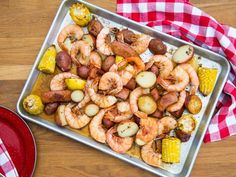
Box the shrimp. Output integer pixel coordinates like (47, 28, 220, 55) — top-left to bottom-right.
(65, 103, 91, 129)
(145, 55, 173, 78)
(167, 90, 186, 112)
(135, 117, 160, 146)
(70, 40, 92, 65)
(131, 34, 151, 54)
(96, 27, 113, 55)
(105, 101, 133, 122)
(98, 72, 123, 95)
(89, 51, 102, 69)
(50, 72, 78, 91)
(157, 66, 189, 92)
(141, 140, 162, 167)
(89, 107, 115, 143)
(158, 116, 177, 134)
(57, 24, 84, 53)
(123, 57, 145, 72)
(106, 126, 134, 153)
(109, 64, 136, 85)
(87, 78, 117, 108)
(179, 63, 199, 95)
(129, 87, 150, 119)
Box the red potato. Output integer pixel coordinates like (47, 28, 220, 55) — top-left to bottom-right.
(125, 78, 136, 90)
(54, 105, 67, 126)
(56, 51, 72, 72)
(110, 41, 138, 58)
(151, 88, 160, 101)
(157, 92, 178, 111)
(103, 118, 115, 129)
(41, 90, 72, 103)
(116, 29, 137, 44)
(115, 88, 130, 100)
(175, 129, 191, 142)
(148, 38, 167, 55)
(44, 103, 59, 115)
(77, 65, 90, 79)
(172, 45, 194, 63)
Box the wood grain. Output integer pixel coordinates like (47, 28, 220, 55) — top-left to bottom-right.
(0, 0, 235, 177)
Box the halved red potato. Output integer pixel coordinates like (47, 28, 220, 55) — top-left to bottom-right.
(172, 45, 194, 63)
(55, 105, 67, 126)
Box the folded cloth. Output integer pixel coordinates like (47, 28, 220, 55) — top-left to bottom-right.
(117, 0, 236, 143)
(0, 139, 18, 177)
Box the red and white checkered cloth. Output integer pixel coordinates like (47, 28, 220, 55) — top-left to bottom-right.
(117, 0, 236, 143)
(0, 139, 18, 177)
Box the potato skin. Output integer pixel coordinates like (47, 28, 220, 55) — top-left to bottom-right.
(44, 103, 59, 115)
(77, 65, 90, 79)
(88, 18, 103, 37)
(56, 51, 72, 72)
(111, 41, 138, 58)
(185, 95, 202, 114)
(148, 39, 167, 55)
(175, 129, 191, 142)
(150, 65, 159, 76)
(102, 56, 115, 72)
(103, 118, 115, 129)
(125, 78, 136, 90)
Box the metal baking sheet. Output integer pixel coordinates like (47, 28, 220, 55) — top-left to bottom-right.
(16, 0, 230, 176)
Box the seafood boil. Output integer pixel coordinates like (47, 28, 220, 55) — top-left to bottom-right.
(22, 2, 219, 169)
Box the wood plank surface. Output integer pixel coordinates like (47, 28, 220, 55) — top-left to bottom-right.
(0, 0, 235, 176)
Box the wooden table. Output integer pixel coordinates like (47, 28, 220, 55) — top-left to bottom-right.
(0, 0, 236, 176)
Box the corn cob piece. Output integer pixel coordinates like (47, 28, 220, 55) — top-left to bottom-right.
(198, 67, 218, 96)
(23, 94, 44, 115)
(162, 137, 181, 163)
(186, 55, 199, 71)
(38, 45, 56, 74)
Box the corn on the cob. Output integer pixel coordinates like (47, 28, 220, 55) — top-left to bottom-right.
(198, 67, 218, 96)
(162, 137, 181, 163)
(186, 55, 199, 71)
(38, 45, 56, 74)
(23, 94, 44, 115)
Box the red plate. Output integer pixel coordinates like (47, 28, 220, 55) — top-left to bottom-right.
(0, 106, 36, 177)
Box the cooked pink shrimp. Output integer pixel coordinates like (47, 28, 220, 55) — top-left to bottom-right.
(129, 87, 150, 119)
(145, 55, 173, 78)
(65, 103, 91, 129)
(179, 63, 199, 95)
(157, 66, 189, 92)
(98, 72, 123, 95)
(109, 64, 136, 85)
(89, 51, 102, 69)
(105, 101, 133, 122)
(106, 126, 134, 153)
(89, 107, 115, 143)
(70, 40, 92, 65)
(96, 27, 113, 55)
(131, 34, 151, 54)
(57, 24, 84, 53)
(158, 116, 177, 134)
(135, 117, 159, 146)
(87, 78, 117, 108)
(167, 90, 186, 112)
(50, 72, 78, 91)
(141, 140, 162, 167)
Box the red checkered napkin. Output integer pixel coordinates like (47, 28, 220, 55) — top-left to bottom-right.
(117, 0, 236, 143)
(0, 139, 18, 177)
